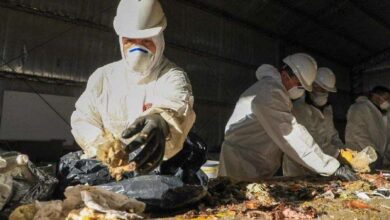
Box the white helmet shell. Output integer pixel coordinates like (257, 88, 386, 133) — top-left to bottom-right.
(114, 0, 167, 39)
(315, 67, 337, 92)
(283, 53, 318, 92)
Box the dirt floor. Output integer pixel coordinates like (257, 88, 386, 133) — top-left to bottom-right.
(168, 173, 390, 220)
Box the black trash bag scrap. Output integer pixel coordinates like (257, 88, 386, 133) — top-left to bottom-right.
(99, 169, 208, 210)
(57, 151, 113, 193)
(0, 150, 58, 211)
(57, 132, 209, 210)
(58, 151, 208, 210)
(13, 162, 58, 204)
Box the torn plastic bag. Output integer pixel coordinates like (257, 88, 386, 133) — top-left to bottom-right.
(59, 152, 208, 210)
(18, 162, 58, 204)
(57, 151, 113, 193)
(58, 132, 208, 188)
(99, 169, 208, 210)
(0, 150, 58, 211)
(160, 132, 208, 184)
(58, 132, 209, 210)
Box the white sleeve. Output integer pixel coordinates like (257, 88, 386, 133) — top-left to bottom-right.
(71, 69, 106, 158)
(143, 68, 195, 159)
(252, 88, 340, 176)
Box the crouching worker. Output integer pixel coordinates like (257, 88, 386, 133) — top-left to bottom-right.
(58, 0, 207, 210)
(218, 53, 358, 182)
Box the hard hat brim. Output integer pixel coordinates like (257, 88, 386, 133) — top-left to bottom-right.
(295, 73, 313, 92)
(316, 81, 337, 92)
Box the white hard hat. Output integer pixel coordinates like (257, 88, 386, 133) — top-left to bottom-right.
(315, 67, 337, 92)
(283, 53, 317, 92)
(113, 0, 167, 39)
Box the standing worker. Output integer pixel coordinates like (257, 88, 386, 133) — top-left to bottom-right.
(218, 53, 357, 182)
(345, 86, 390, 169)
(70, 0, 205, 182)
(283, 67, 344, 176)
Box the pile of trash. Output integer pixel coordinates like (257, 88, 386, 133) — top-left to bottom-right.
(9, 185, 145, 220)
(177, 174, 390, 219)
(3, 142, 390, 220)
(0, 150, 58, 217)
(1, 133, 209, 219)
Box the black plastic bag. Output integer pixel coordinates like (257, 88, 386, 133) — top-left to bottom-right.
(160, 132, 208, 184)
(58, 132, 208, 186)
(57, 132, 209, 209)
(99, 169, 208, 210)
(57, 151, 113, 193)
(0, 150, 58, 210)
(13, 162, 58, 204)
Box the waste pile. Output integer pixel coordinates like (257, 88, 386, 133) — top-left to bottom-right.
(0, 150, 58, 218)
(3, 143, 390, 220)
(9, 185, 145, 220)
(177, 174, 390, 219)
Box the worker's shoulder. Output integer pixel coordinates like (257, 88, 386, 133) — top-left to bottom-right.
(157, 58, 189, 83)
(96, 60, 124, 75)
(85, 61, 122, 93)
(349, 98, 370, 113)
(257, 77, 286, 99)
(88, 60, 122, 78)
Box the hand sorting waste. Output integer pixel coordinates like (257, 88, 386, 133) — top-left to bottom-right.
(121, 113, 170, 175)
(96, 133, 136, 181)
(332, 165, 359, 181)
(58, 131, 208, 210)
(339, 146, 378, 173)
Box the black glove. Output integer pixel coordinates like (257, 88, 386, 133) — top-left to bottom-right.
(122, 114, 169, 175)
(333, 165, 359, 181)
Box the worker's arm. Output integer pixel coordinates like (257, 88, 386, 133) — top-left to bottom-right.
(325, 106, 344, 157)
(345, 105, 374, 151)
(142, 64, 195, 159)
(71, 69, 106, 158)
(252, 84, 340, 176)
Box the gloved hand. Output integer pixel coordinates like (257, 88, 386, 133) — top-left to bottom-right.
(332, 165, 359, 181)
(122, 114, 169, 175)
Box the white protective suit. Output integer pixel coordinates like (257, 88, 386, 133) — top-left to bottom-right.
(345, 96, 390, 167)
(71, 35, 195, 159)
(218, 64, 340, 182)
(283, 99, 344, 176)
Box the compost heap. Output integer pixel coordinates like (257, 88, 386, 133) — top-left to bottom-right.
(177, 173, 390, 219)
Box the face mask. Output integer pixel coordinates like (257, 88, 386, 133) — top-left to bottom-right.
(310, 92, 329, 107)
(124, 45, 154, 73)
(288, 86, 305, 100)
(380, 101, 390, 110)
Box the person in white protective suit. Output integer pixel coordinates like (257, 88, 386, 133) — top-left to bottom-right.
(218, 53, 357, 182)
(71, 0, 200, 176)
(283, 67, 345, 176)
(345, 86, 390, 169)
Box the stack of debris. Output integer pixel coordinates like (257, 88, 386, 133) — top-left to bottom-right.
(177, 174, 390, 219)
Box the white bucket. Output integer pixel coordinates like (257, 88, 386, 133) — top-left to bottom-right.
(201, 160, 219, 179)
